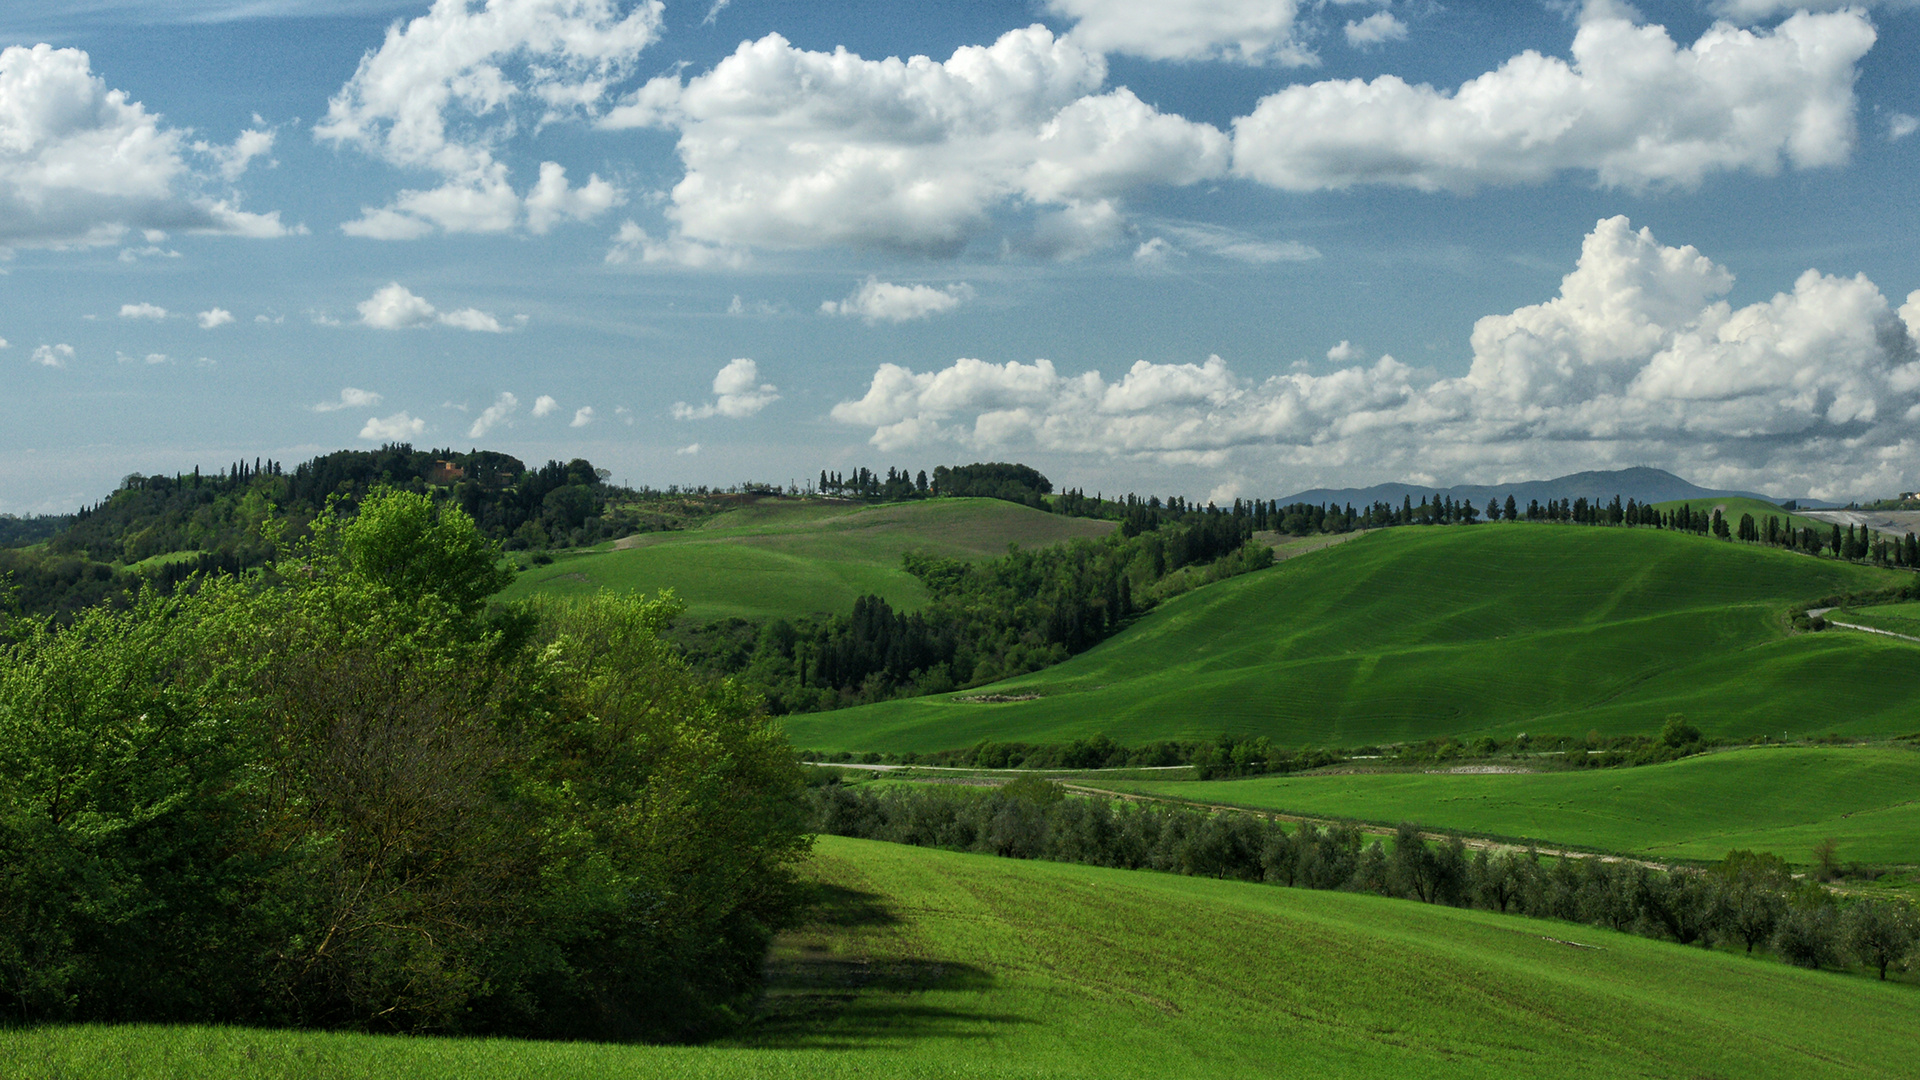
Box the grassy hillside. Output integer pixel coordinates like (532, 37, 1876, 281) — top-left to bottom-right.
(1830, 601, 1920, 638)
(6, 835, 1914, 1079)
(500, 497, 1114, 622)
(1091, 746, 1920, 866)
(785, 524, 1912, 752)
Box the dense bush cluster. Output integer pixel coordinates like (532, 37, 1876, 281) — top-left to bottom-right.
(814, 780, 1918, 977)
(806, 732, 1342, 777)
(0, 490, 810, 1039)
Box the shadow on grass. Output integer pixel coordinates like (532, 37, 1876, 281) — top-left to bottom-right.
(731, 882, 1026, 1050)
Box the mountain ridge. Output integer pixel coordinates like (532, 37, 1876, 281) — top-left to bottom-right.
(1274, 466, 1817, 510)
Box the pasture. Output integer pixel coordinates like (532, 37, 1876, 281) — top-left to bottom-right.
(784, 524, 1913, 752)
(500, 496, 1113, 622)
(4, 836, 1913, 1079)
(1089, 745, 1920, 867)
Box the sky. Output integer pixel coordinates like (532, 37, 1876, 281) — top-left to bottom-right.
(1, 0, 1918, 513)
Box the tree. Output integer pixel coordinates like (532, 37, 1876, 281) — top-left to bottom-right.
(1504, 495, 1517, 521)
(1660, 715, 1702, 748)
(1843, 900, 1917, 980)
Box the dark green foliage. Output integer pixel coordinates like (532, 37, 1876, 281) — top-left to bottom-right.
(688, 522, 1271, 713)
(0, 489, 810, 1039)
(813, 782, 1911, 977)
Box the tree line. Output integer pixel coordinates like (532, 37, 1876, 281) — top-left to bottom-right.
(813, 778, 1918, 979)
(0, 489, 810, 1039)
(676, 515, 1272, 713)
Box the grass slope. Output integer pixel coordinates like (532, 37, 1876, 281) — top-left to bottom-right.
(1092, 746, 1920, 866)
(1830, 601, 1920, 638)
(6, 836, 1914, 1079)
(785, 524, 1913, 752)
(1648, 495, 1829, 534)
(500, 497, 1113, 623)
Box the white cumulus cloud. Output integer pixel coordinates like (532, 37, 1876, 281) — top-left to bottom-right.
(1344, 12, 1407, 48)
(601, 26, 1228, 256)
(672, 358, 779, 419)
(357, 282, 505, 331)
(603, 220, 746, 269)
(831, 216, 1920, 500)
(570, 405, 594, 427)
(1046, 0, 1314, 65)
(319, 0, 654, 239)
(675, 442, 700, 455)
(197, 307, 234, 329)
(0, 44, 293, 248)
(468, 391, 520, 438)
(532, 394, 559, 417)
(360, 411, 427, 441)
(822, 278, 974, 324)
(1890, 113, 1918, 142)
(120, 302, 167, 320)
(1232, 8, 1875, 193)
(314, 387, 383, 413)
(31, 344, 75, 367)
(1326, 340, 1361, 362)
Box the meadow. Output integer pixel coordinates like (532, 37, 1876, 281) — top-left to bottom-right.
(784, 524, 1914, 753)
(499, 496, 1113, 622)
(1829, 600, 1920, 638)
(4, 835, 1913, 1080)
(1086, 745, 1920, 866)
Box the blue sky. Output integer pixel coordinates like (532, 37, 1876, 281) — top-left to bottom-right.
(2, 0, 1918, 513)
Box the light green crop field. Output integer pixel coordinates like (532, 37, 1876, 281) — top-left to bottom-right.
(4, 836, 1913, 1079)
(785, 524, 1913, 753)
(499, 497, 1113, 622)
(1088, 745, 1920, 866)
(1830, 601, 1920, 638)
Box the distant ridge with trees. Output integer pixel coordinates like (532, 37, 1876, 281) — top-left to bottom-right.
(1275, 466, 1809, 511)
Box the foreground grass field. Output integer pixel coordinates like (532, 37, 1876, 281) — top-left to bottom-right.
(4, 836, 1913, 1079)
(499, 497, 1113, 622)
(786, 524, 1914, 753)
(1088, 745, 1920, 867)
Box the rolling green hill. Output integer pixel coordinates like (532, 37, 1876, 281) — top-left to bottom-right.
(6, 835, 1913, 1079)
(499, 496, 1114, 622)
(1090, 745, 1920, 866)
(784, 524, 1913, 752)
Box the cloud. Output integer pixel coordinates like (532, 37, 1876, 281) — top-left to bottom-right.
(822, 278, 974, 324)
(1890, 113, 1918, 142)
(532, 394, 559, 417)
(672, 358, 778, 419)
(356, 282, 505, 331)
(1232, 8, 1875, 193)
(119, 302, 168, 320)
(1344, 12, 1407, 49)
(675, 442, 699, 455)
(359, 411, 427, 441)
(196, 127, 274, 182)
(468, 391, 519, 438)
(314, 387, 382, 413)
(1154, 221, 1319, 263)
(831, 216, 1920, 500)
(1045, 0, 1313, 65)
(318, 0, 654, 238)
(0, 44, 293, 248)
(1709, 0, 1919, 21)
(1132, 237, 1175, 264)
(601, 26, 1228, 255)
(615, 405, 634, 425)
(197, 307, 234, 329)
(570, 405, 594, 427)
(1326, 340, 1361, 362)
(31, 343, 74, 367)
(604, 220, 745, 268)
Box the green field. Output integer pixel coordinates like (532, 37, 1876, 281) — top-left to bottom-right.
(499, 497, 1113, 622)
(1830, 601, 1920, 639)
(785, 524, 1914, 753)
(1088, 745, 1920, 866)
(5, 835, 1913, 1079)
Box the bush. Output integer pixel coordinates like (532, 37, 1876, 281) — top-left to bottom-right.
(0, 489, 810, 1039)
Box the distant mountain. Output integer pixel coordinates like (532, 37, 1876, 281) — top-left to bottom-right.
(1276, 467, 1801, 510)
